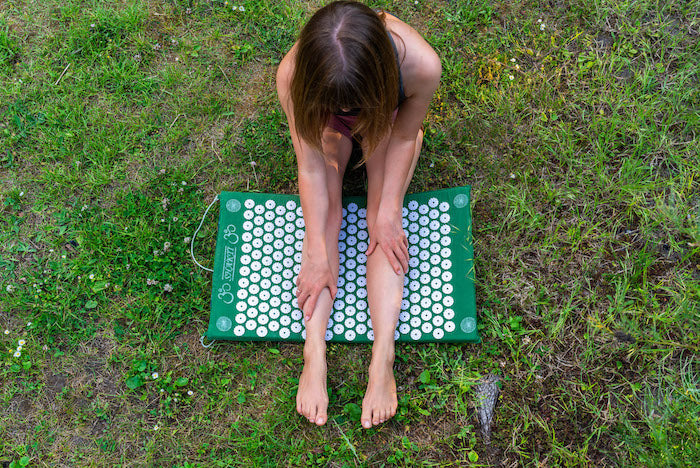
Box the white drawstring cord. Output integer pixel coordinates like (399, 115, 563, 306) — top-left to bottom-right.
(190, 194, 219, 273)
(192, 194, 220, 349)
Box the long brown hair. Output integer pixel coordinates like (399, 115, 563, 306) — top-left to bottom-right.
(290, 1, 399, 161)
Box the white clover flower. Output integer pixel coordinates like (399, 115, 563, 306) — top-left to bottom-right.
(184, 237, 191, 244)
(163, 284, 173, 293)
(186, 8, 192, 14)
(5, 285, 14, 293)
(152, 372, 159, 379)
(249, 161, 257, 167)
(181, 181, 187, 186)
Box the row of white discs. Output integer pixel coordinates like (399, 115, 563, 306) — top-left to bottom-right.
(223, 197, 456, 341)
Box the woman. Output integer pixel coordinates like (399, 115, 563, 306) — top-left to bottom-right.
(276, 1, 441, 428)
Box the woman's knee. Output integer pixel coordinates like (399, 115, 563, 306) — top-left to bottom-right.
(321, 127, 352, 162)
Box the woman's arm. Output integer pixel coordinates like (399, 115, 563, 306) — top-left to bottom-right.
(366, 43, 442, 273)
(277, 50, 337, 319)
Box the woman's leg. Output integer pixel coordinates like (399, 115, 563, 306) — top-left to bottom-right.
(296, 128, 352, 426)
(360, 128, 423, 428)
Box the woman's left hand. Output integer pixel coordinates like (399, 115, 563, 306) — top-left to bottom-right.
(366, 206, 409, 275)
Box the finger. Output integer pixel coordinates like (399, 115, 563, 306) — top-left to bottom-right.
(329, 281, 338, 299)
(381, 243, 402, 275)
(366, 238, 377, 256)
(400, 243, 409, 272)
(399, 248, 409, 273)
(304, 292, 319, 322)
(298, 292, 307, 311)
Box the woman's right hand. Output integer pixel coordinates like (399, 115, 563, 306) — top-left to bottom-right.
(295, 253, 338, 322)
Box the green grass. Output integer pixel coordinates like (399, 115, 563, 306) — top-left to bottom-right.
(1, 0, 699, 466)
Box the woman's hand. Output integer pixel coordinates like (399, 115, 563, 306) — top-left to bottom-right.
(296, 253, 338, 322)
(366, 205, 409, 275)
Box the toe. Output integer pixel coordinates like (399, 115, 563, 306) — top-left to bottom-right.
(316, 407, 327, 426)
(308, 405, 317, 424)
(361, 403, 372, 429)
(372, 410, 381, 426)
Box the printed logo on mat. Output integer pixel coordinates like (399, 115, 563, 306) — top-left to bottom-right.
(222, 246, 237, 282)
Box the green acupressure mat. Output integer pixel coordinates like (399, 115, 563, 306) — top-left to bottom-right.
(205, 187, 478, 343)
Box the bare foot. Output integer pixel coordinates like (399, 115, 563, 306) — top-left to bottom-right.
(361, 351, 397, 429)
(296, 344, 329, 426)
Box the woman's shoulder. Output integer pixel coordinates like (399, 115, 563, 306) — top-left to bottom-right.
(277, 42, 298, 83)
(384, 14, 441, 98)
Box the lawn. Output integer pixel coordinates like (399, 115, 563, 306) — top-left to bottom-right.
(1, 0, 698, 466)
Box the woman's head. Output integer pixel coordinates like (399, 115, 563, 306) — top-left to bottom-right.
(290, 1, 399, 159)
